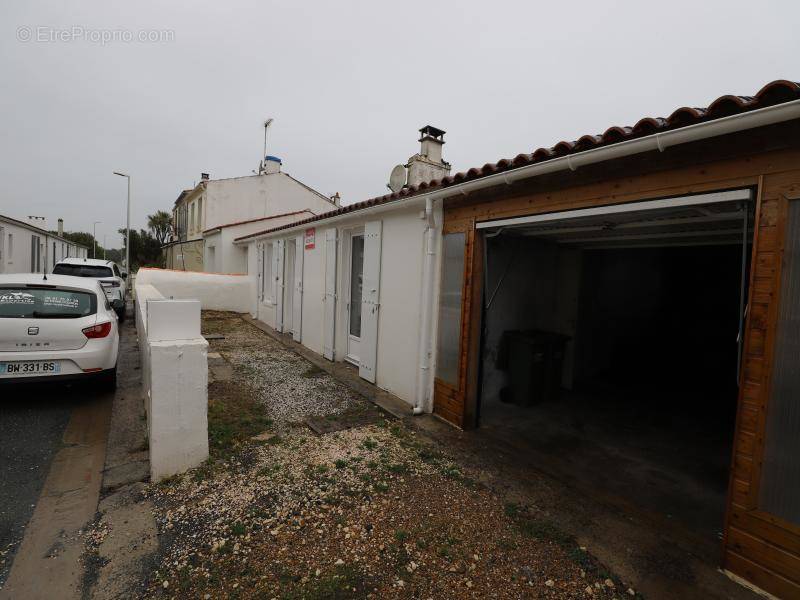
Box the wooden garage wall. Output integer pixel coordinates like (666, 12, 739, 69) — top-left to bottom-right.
(434, 146, 800, 597)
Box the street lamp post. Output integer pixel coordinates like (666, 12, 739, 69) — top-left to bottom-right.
(92, 221, 101, 258)
(113, 172, 131, 280)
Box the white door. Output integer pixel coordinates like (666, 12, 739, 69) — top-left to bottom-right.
(292, 235, 304, 342)
(274, 239, 285, 332)
(322, 229, 337, 360)
(345, 233, 365, 365)
(359, 220, 382, 383)
(283, 243, 295, 334)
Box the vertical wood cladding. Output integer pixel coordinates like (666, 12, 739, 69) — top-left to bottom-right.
(435, 148, 800, 597)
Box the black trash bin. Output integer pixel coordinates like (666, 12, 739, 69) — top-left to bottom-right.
(500, 330, 570, 406)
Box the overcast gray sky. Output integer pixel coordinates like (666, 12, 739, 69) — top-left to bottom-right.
(1, 1, 798, 246)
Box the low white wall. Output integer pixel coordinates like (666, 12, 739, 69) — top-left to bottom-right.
(136, 268, 255, 313)
(135, 279, 209, 481)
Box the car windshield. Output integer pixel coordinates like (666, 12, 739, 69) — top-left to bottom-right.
(0, 287, 96, 318)
(53, 264, 114, 278)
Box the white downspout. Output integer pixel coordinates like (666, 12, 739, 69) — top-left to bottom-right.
(414, 196, 437, 415)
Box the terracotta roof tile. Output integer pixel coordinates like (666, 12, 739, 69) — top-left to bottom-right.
(235, 79, 800, 242)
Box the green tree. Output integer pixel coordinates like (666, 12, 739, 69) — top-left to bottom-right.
(147, 210, 172, 245)
(119, 228, 164, 271)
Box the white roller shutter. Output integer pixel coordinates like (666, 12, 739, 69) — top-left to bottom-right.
(274, 239, 285, 332)
(292, 235, 304, 342)
(359, 220, 382, 383)
(322, 228, 337, 361)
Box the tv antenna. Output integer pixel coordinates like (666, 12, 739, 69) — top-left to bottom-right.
(258, 118, 274, 174)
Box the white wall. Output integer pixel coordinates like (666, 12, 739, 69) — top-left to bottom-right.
(204, 172, 335, 232)
(247, 204, 436, 410)
(0, 218, 87, 275)
(136, 268, 256, 314)
(134, 280, 208, 481)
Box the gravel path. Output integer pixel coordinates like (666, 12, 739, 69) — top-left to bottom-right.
(134, 312, 639, 599)
(202, 311, 360, 427)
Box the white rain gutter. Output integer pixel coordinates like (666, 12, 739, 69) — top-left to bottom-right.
(236, 98, 800, 246)
(413, 197, 437, 415)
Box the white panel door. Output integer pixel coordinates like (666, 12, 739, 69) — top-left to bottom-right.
(274, 239, 285, 332)
(359, 220, 382, 383)
(322, 228, 337, 361)
(292, 235, 304, 342)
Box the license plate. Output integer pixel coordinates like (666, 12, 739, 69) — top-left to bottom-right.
(0, 361, 61, 377)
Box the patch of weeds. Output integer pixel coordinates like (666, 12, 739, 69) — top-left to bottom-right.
(157, 473, 183, 489)
(394, 529, 409, 544)
(388, 424, 404, 437)
(375, 419, 388, 429)
(367, 460, 379, 470)
(258, 463, 282, 477)
(362, 438, 378, 451)
(176, 565, 192, 592)
(415, 538, 429, 550)
(334, 459, 348, 470)
(373, 481, 389, 493)
(497, 537, 518, 551)
(316, 464, 329, 474)
(265, 435, 284, 446)
(514, 514, 572, 548)
(283, 564, 368, 600)
(386, 463, 409, 475)
(504, 502, 521, 518)
(417, 447, 440, 463)
(230, 522, 247, 536)
(301, 365, 324, 378)
(207, 384, 273, 456)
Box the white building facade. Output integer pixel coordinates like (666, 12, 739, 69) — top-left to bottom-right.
(231, 127, 453, 413)
(0, 215, 88, 275)
(165, 158, 338, 273)
(235, 197, 443, 413)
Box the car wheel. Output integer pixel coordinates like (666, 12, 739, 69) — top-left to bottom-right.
(102, 367, 117, 392)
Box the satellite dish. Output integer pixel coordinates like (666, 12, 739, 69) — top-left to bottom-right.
(388, 164, 406, 193)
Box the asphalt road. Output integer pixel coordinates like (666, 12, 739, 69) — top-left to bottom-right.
(0, 383, 92, 587)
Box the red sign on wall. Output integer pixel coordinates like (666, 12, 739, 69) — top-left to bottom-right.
(304, 228, 316, 250)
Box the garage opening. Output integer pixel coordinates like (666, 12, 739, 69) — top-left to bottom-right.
(477, 190, 754, 543)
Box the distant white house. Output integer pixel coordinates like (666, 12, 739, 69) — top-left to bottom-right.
(164, 157, 339, 273)
(0, 215, 88, 275)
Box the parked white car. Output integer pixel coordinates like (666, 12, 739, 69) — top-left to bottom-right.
(52, 258, 128, 320)
(0, 274, 119, 389)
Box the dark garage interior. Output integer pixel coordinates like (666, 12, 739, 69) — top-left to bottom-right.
(479, 198, 754, 542)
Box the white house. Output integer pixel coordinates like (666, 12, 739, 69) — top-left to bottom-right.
(233, 127, 451, 413)
(0, 215, 88, 275)
(165, 157, 339, 273)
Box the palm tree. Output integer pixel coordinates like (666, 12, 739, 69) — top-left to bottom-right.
(147, 211, 172, 246)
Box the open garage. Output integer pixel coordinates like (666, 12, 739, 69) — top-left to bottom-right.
(477, 190, 754, 540)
